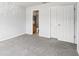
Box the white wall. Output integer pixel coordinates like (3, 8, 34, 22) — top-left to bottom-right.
(0, 3, 26, 41)
(39, 7, 50, 38)
(26, 8, 32, 34)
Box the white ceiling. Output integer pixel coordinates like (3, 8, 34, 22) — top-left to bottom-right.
(13, 2, 76, 7)
(12, 2, 43, 7)
(0, 2, 76, 8)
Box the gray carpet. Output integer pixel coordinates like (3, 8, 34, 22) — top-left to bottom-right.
(0, 34, 78, 56)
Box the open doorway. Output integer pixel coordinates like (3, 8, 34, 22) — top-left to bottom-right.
(32, 10, 39, 35)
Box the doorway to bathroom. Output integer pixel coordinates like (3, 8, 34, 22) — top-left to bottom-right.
(32, 10, 39, 35)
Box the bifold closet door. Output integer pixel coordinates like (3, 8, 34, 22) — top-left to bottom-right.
(51, 5, 74, 43)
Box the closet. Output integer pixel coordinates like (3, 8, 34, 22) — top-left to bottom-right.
(50, 5, 75, 43)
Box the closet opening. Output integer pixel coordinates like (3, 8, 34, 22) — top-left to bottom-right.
(32, 10, 39, 36)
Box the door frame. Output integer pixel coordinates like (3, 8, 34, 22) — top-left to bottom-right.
(32, 10, 39, 35)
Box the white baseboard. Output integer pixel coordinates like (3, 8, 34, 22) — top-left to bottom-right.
(0, 33, 26, 41)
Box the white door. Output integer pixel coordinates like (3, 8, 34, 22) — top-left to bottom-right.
(51, 5, 74, 43)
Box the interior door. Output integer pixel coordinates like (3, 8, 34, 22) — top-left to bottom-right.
(51, 5, 74, 43)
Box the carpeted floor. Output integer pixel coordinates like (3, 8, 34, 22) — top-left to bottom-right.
(0, 34, 78, 56)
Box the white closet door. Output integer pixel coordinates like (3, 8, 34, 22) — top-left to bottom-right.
(51, 5, 74, 43)
(50, 7, 57, 38)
